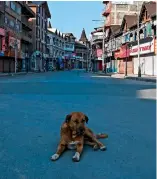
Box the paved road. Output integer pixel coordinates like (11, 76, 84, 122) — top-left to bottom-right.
(0, 71, 156, 179)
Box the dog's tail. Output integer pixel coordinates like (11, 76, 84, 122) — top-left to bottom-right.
(95, 133, 108, 139)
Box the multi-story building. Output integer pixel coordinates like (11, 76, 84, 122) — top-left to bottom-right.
(91, 26, 104, 71)
(63, 33, 76, 68)
(99, 1, 143, 72)
(102, 1, 143, 27)
(104, 1, 156, 76)
(0, 2, 35, 73)
(21, 2, 35, 72)
(128, 1, 156, 76)
(47, 27, 65, 70)
(27, 1, 51, 71)
(0, 1, 23, 72)
(76, 28, 90, 70)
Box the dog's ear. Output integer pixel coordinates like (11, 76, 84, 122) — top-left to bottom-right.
(65, 114, 71, 123)
(84, 115, 89, 124)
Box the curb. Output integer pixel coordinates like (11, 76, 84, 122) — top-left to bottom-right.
(92, 72, 112, 77)
(0, 71, 50, 78)
(124, 76, 156, 83)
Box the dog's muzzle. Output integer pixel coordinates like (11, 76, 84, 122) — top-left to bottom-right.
(77, 127, 85, 136)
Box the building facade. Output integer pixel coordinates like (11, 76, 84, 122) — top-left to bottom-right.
(101, 1, 143, 72)
(63, 33, 76, 69)
(47, 28, 65, 70)
(103, 1, 157, 76)
(0, 1, 23, 72)
(21, 2, 35, 72)
(91, 27, 104, 72)
(0, 1, 36, 73)
(27, 1, 51, 71)
(76, 28, 90, 70)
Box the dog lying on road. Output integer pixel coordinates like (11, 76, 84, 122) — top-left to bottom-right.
(51, 112, 108, 162)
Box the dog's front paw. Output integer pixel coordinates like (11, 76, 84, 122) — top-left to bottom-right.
(100, 146, 107, 151)
(93, 145, 99, 151)
(72, 152, 80, 162)
(50, 154, 59, 161)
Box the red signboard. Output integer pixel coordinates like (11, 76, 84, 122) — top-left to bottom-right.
(96, 49, 102, 57)
(114, 44, 130, 59)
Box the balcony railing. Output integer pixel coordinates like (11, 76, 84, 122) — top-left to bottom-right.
(21, 16, 32, 29)
(92, 35, 103, 41)
(21, 32, 32, 43)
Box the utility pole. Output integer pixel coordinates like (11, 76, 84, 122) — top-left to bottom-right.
(125, 43, 128, 77)
(137, 2, 141, 77)
(102, 23, 105, 73)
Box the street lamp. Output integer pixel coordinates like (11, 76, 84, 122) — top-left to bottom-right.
(92, 19, 105, 73)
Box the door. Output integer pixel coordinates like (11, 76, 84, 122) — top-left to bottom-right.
(118, 60, 124, 74)
(98, 60, 102, 71)
(127, 57, 133, 74)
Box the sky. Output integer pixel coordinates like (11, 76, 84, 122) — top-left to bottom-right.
(48, 1, 104, 40)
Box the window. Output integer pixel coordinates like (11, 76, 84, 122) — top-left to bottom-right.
(5, 1, 10, 7)
(16, 23, 20, 32)
(39, 42, 40, 51)
(39, 29, 40, 38)
(134, 32, 137, 41)
(16, 6, 21, 15)
(42, 7, 44, 16)
(154, 26, 156, 36)
(37, 6, 40, 14)
(10, 20, 15, 28)
(5, 17, 8, 25)
(42, 31, 44, 40)
(11, 2, 16, 11)
(146, 22, 152, 36)
(36, 16, 40, 26)
(42, 20, 43, 28)
(145, 10, 148, 20)
(36, 27, 38, 37)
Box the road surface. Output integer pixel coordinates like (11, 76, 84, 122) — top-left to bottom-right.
(0, 70, 156, 179)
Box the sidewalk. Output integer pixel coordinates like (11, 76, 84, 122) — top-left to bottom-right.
(0, 71, 46, 78)
(93, 71, 156, 83)
(124, 74, 156, 83)
(92, 71, 112, 76)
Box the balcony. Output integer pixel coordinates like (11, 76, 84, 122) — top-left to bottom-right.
(102, 2, 111, 16)
(92, 35, 103, 41)
(21, 16, 32, 30)
(21, 32, 32, 43)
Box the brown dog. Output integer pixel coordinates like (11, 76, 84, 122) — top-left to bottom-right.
(51, 112, 108, 162)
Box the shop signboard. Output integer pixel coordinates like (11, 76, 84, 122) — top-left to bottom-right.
(114, 44, 130, 59)
(130, 39, 154, 56)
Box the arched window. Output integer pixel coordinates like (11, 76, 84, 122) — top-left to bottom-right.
(134, 32, 137, 41)
(130, 33, 133, 42)
(144, 28, 147, 38)
(139, 29, 144, 39)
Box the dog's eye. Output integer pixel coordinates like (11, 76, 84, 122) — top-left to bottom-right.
(82, 119, 85, 123)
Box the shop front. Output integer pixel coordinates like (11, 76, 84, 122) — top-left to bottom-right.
(114, 44, 133, 74)
(130, 37, 156, 76)
(96, 49, 102, 71)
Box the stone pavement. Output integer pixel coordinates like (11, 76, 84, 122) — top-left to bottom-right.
(0, 70, 155, 179)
